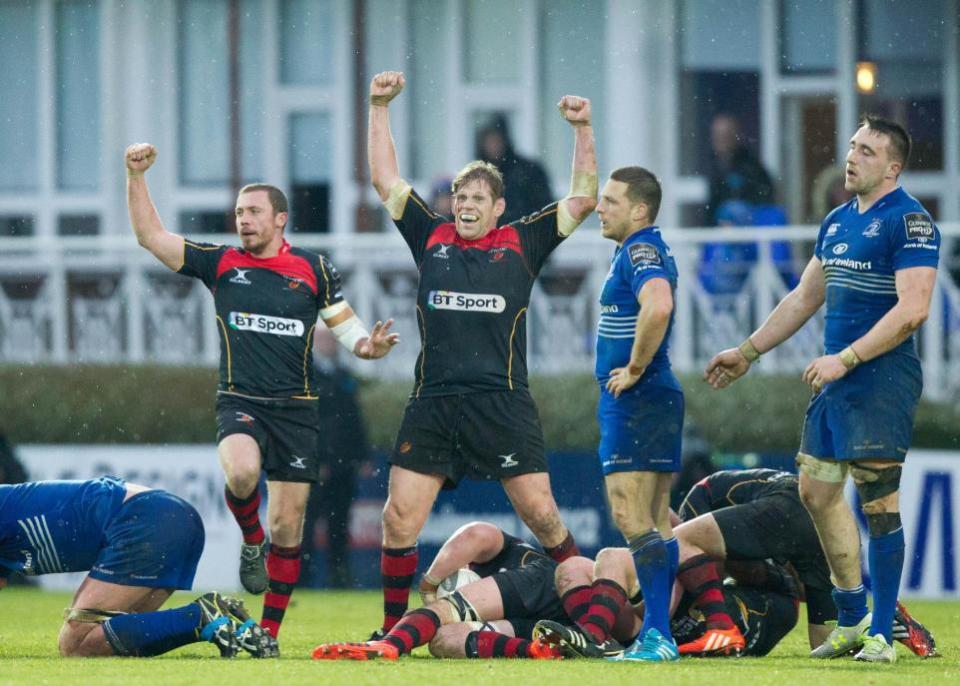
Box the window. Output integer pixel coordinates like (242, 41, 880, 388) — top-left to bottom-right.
(177, 0, 263, 185)
(408, 0, 451, 180)
(857, 0, 944, 170)
(58, 214, 100, 236)
(288, 113, 332, 233)
(56, 0, 101, 190)
(179, 211, 232, 235)
(279, 0, 335, 85)
(0, 2, 39, 191)
(463, 0, 523, 83)
(0, 216, 35, 237)
(678, 0, 762, 177)
(779, 0, 836, 74)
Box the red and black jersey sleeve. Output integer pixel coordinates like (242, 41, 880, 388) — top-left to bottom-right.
(511, 202, 564, 275)
(178, 240, 229, 288)
(392, 189, 445, 265)
(315, 253, 346, 309)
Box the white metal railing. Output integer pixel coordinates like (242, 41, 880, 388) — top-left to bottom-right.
(2, 224, 959, 401)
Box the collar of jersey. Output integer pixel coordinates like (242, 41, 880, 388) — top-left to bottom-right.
(238, 239, 292, 259)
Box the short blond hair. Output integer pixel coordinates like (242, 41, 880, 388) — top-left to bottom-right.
(451, 161, 504, 200)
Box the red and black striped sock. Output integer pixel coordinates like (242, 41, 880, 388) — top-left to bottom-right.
(578, 579, 627, 644)
(560, 584, 594, 624)
(677, 554, 734, 630)
(380, 545, 418, 631)
(469, 630, 536, 658)
(382, 608, 440, 655)
(224, 486, 265, 546)
(544, 531, 580, 563)
(261, 544, 301, 638)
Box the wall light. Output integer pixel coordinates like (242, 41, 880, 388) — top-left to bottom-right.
(856, 62, 877, 93)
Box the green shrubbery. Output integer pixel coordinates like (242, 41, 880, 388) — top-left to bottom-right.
(2, 365, 958, 453)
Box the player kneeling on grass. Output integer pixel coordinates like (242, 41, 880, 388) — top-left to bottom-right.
(0, 477, 275, 658)
(535, 550, 801, 660)
(313, 522, 565, 660)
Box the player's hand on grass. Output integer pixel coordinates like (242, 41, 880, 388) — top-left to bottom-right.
(606, 364, 643, 398)
(802, 354, 847, 394)
(557, 95, 591, 127)
(370, 71, 405, 106)
(704, 348, 752, 389)
(125, 143, 157, 176)
(355, 319, 399, 359)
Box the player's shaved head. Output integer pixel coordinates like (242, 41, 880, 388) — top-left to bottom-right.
(452, 161, 505, 201)
(609, 167, 661, 222)
(859, 115, 912, 170)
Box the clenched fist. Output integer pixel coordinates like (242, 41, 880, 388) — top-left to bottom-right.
(557, 95, 591, 127)
(125, 143, 157, 176)
(370, 71, 405, 106)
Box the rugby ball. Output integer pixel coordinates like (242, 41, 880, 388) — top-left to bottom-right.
(436, 568, 481, 599)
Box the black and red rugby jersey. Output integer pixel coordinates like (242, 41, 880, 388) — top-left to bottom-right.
(394, 189, 566, 397)
(179, 239, 344, 399)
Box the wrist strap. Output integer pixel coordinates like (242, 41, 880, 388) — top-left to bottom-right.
(839, 346, 862, 370)
(738, 338, 761, 362)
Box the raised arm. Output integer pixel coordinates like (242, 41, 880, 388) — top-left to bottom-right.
(368, 71, 406, 202)
(556, 95, 598, 233)
(705, 255, 826, 389)
(125, 144, 185, 271)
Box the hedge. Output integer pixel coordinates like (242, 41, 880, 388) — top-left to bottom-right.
(2, 365, 958, 453)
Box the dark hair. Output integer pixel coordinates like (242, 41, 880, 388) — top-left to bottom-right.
(452, 161, 505, 201)
(859, 115, 912, 171)
(609, 166, 662, 222)
(238, 183, 289, 216)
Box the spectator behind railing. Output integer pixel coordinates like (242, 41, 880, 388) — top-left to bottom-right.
(706, 114, 774, 226)
(698, 201, 797, 298)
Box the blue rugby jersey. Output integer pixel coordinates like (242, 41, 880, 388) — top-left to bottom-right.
(595, 227, 681, 392)
(815, 187, 940, 356)
(0, 477, 127, 577)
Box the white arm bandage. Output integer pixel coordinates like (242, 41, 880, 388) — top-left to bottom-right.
(330, 315, 370, 354)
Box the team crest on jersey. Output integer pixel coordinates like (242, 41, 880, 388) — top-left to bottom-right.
(229, 268, 252, 285)
(628, 243, 661, 267)
(904, 213, 934, 243)
(489, 247, 507, 263)
(826, 223, 840, 236)
(285, 276, 304, 290)
(862, 219, 882, 237)
(832, 243, 849, 255)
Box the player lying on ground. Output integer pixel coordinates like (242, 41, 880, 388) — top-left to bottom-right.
(0, 477, 275, 658)
(312, 522, 567, 660)
(534, 550, 801, 660)
(672, 468, 937, 658)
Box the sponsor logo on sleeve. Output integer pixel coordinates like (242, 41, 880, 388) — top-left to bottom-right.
(904, 213, 935, 243)
(427, 290, 506, 313)
(228, 312, 305, 336)
(628, 243, 662, 268)
(826, 223, 840, 236)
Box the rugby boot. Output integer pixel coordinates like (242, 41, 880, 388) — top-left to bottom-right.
(608, 628, 679, 662)
(239, 540, 269, 595)
(194, 592, 240, 658)
(810, 613, 871, 658)
(312, 640, 399, 661)
(678, 626, 746, 656)
(533, 619, 621, 658)
(892, 601, 939, 658)
(220, 595, 279, 658)
(528, 638, 564, 660)
(854, 634, 897, 663)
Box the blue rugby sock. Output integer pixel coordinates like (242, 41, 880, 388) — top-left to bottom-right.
(629, 530, 672, 639)
(868, 528, 904, 643)
(103, 603, 204, 657)
(832, 584, 869, 627)
(664, 536, 679, 582)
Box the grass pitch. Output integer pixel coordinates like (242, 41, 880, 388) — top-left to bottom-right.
(1, 587, 957, 686)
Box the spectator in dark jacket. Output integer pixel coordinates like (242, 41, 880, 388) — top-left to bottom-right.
(706, 114, 774, 225)
(475, 113, 553, 221)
